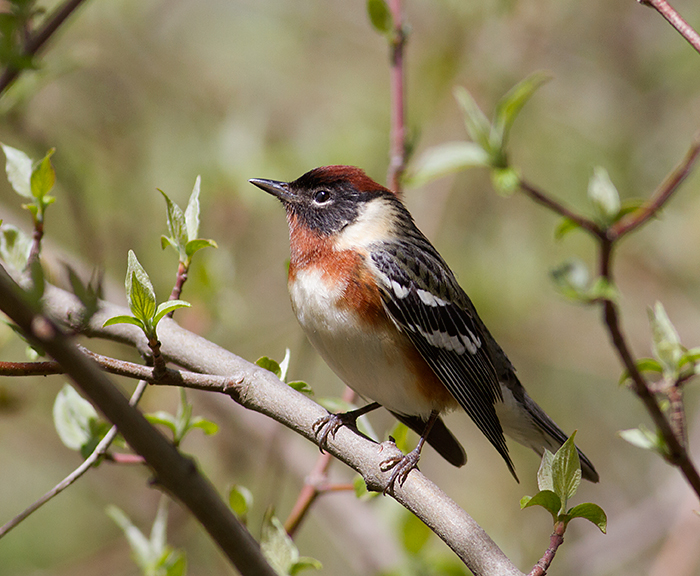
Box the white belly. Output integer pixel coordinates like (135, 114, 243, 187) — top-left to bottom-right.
(289, 267, 435, 417)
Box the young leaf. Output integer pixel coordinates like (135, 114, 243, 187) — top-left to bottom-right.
(288, 381, 314, 396)
(453, 86, 492, 152)
(0, 224, 31, 271)
(554, 217, 581, 240)
(126, 251, 156, 323)
(159, 189, 188, 251)
(619, 426, 668, 456)
(520, 489, 562, 520)
(106, 505, 153, 568)
(278, 348, 291, 382)
(53, 384, 100, 451)
(103, 315, 145, 329)
(367, 0, 393, 35)
(405, 141, 489, 187)
(184, 175, 201, 242)
(30, 149, 56, 200)
(189, 416, 219, 435)
(648, 302, 683, 380)
(145, 411, 179, 436)
(492, 71, 552, 149)
(185, 237, 217, 259)
(153, 299, 191, 325)
(228, 484, 253, 523)
(551, 432, 582, 510)
(490, 166, 519, 196)
(261, 508, 298, 575)
(1, 142, 33, 198)
(290, 557, 322, 575)
(588, 166, 621, 226)
(256, 356, 282, 379)
(537, 449, 555, 492)
(567, 502, 607, 533)
(550, 259, 590, 301)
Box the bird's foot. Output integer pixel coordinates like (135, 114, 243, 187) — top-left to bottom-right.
(380, 445, 422, 495)
(312, 411, 356, 452)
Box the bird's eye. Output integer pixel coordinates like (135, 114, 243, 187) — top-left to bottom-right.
(313, 189, 330, 204)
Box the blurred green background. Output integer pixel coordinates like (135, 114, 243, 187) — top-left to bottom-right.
(1, 0, 700, 574)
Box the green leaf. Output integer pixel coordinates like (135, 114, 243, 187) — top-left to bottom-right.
(257, 356, 282, 379)
(145, 411, 178, 436)
(30, 149, 56, 200)
(184, 237, 217, 259)
(490, 166, 519, 196)
(492, 71, 552, 149)
(126, 251, 156, 323)
(520, 489, 562, 520)
(0, 224, 32, 271)
(1, 142, 32, 198)
(159, 189, 188, 251)
(290, 557, 322, 575)
(554, 217, 582, 240)
(618, 425, 668, 456)
(453, 86, 492, 152)
(189, 416, 219, 435)
(153, 299, 191, 325)
(405, 141, 489, 187)
(228, 484, 253, 523)
(261, 508, 298, 575)
(53, 384, 100, 451)
(587, 276, 619, 303)
(550, 259, 590, 302)
(278, 348, 291, 382)
(648, 302, 683, 381)
(537, 449, 555, 492)
(400, 510, 432, 556)
(588, 166, 621, 226)
(551, 432, 582, 511)
(103, 315, 144, 329)
(288, 381, 314, 396)
(185, 175, 201, 242)
(106, 505, 152, 569)
(567, 502, 607, 533)
(366, 0, 392, 34)
(66, 265, 102, 323)
(619, 357, 662, 385)
(389, 421, 412, 455)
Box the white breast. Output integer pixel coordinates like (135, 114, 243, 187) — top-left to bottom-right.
(289, 267, 437, 417)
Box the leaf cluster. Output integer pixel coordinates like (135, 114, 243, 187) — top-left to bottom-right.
(520, 433, 607, 533)
(1, 143, 56, 225)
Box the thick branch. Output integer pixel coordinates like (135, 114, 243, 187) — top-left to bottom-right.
(32, 282, 523, 576)
(0, 266, 277, 576)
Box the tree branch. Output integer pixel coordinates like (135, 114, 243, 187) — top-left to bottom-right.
(0, 266, 277, 576)
(0, 0, 89, 96)
(639, 0, 700, 55)
(386, 0, 408, 196)
(28, 281, 524, 576)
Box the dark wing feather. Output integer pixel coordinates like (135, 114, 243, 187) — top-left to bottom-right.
(371, 238, 517, 478)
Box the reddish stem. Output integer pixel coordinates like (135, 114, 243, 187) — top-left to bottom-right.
(529, 521, 566, 576)
(640, 0, 700, 55)
(386, 0, 407, 196)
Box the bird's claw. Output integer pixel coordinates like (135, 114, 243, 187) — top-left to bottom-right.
(312, 412, 356, 452)
(381, 447, 421, 495)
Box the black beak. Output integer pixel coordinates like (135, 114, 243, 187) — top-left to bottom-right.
(249, 178, 294, 202)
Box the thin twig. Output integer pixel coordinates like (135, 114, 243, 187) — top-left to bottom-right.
(284, 386, 356, 538)
(517, 179, 603, 238)
(0, 0, 89, 96)
(167, 261, 188, 318)
(386, 0, 407, 196)
(639, 0, 700, 55)
(0, 379, 148, 539)
(610, 134, 700, 238)
(0, 359, 62, 375)
(528, 521, 566, 576)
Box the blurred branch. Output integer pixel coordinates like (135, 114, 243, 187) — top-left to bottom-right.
(517, 136, 700, 501)
(25, 281, 524, 576)
(0, 0, 89, 96)
(387, 0, 407, 195)
(640, 0, 700, 55)
(610, 134, 700, 238)
(0, 266, 277, 576)
(0, 379, 148, 540)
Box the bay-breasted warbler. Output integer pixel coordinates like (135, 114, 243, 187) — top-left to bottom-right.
(250, 165, 598, 492)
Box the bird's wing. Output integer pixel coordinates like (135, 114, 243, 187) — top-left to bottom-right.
(370, 240, 516, 477)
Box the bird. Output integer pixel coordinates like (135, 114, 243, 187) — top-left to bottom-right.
(250, 165, 599, 493)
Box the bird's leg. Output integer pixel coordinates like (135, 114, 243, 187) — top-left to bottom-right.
(381, 410, 440, 495)
(312, 401, 381, 452)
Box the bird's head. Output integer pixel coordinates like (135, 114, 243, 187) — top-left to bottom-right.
(250, 165, 395, 237)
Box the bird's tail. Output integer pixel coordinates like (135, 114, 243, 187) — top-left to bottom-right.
(498, 386, 599, 483)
